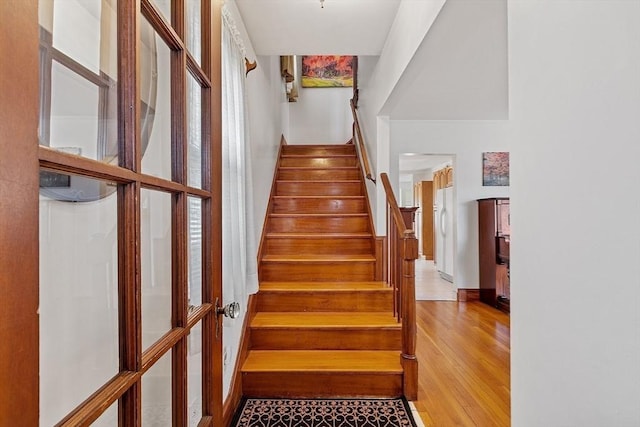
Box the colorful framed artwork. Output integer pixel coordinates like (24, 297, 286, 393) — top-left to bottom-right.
(482, 152, 510, 186)
(301, 55, 354, 88)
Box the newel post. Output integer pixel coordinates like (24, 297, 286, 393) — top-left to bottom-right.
(400, 230, 419, 400)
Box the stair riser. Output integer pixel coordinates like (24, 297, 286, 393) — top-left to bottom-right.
(268, 217, 370, 233)
(264, 238, 373, 255)
(242, 372, 402, 398)
(280, 157, 357, 168)
(256, 290, 393, 312)
(282, 146, 356, 156)
(260, 263, 375, 282)
(272, 198, 367, 214)
(276, 181, 362, 196)
(278, 169, 360, 181)
(250, 329, 401, 350)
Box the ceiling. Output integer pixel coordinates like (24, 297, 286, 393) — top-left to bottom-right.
(234, 0, 401, 55)
(399, 154, 452, 173)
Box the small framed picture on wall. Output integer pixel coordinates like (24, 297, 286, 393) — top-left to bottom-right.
(482, 152, 510, 186)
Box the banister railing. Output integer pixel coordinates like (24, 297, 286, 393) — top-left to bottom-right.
(380, 173, 418, 400)
(350, 99, 375, 184)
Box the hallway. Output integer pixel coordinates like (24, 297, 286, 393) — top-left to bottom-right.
(413, 301, 511, 426)
(415, 259, 457, 301)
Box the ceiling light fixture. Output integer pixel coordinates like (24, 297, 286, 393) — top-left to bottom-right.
(320, 0, 324, 8)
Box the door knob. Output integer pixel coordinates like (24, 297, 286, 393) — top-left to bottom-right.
(216, 301, 240, 319)
(214, 298, 240, 339)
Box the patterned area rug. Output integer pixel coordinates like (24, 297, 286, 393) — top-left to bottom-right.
(231, 398, 418, 427)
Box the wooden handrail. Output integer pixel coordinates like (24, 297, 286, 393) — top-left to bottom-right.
(380, 172, 418, 400)
(350, 99, 375, 184)
(380, 173, 411, 238)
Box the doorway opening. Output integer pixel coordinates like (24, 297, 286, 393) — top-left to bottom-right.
(399, 153, 456, 301)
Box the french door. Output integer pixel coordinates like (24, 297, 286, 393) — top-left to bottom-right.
(0, 0, 223, 425)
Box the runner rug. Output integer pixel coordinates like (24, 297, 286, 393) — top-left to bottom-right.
(231, 398, 418, 427)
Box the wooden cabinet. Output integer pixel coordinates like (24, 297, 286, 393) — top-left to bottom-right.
(477, 198, 510, 312)
(413, 181, 434, 260)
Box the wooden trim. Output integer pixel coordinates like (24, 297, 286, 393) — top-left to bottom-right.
(256, 135, 287, 275)
(141, 0, 184, 52)
(380, 173, 418, 400)
(116, 1, 142, 423)
(9, 0, 223, 424)
(118, 0, 140, 172)
(222, 294, 257, 426)
(374, 237, 385, 282)
(204, 2, 224, 426)
(142, 329, 185, 372)
(56, 372, 139, 427)
(496, 298, 510, 314)
(380, 174, 408, 237)
(0, 1, 40, 422)
(457, 289, 480, 302)
(49, 47, 111, 87)
(400, 239, 418, 400)
(350, 99, 375, 184)
(187, 54, 213, 88)
(198, 416, 214, 427)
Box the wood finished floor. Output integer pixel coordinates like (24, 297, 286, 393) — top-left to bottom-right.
(414, 301, 510, 426)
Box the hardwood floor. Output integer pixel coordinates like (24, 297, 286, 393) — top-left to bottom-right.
(414, 301, 510, 426)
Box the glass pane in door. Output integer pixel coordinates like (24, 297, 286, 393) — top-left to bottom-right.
(186, 72, 202, 188)
(142, 351, 172, 426)
(39, 172, 119, 426)
(92, 401, 118, 426)
(185, 0, 202, 65)
(188, 322, 203, 426)
(49, 61, 101, 159)
(140, 17, 173, 181)
(149, 0, 171, 21)
(141, 189, 172, 351)
(188, 196, 202, 308)
(40, 0, 118, 163)
(50, 0, 103, 73)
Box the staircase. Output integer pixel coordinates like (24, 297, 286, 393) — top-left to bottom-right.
(241, 143, 403, 398)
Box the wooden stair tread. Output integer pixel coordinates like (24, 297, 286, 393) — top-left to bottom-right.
(242, 350, 402, 372)
(251, 312, 399, 328)
(270, 213, 368, 218)
(266, 232, 372, 239)
(279, 166, 359, 170)
(273, 195, 365, 199)
(281, 154, 356, 159)
(259, 281, 389, 291)
(262, 254, 375, 262)
(283, 142, 355, 150)
(276, 179, 360, 183)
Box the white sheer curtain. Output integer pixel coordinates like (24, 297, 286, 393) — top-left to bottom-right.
(221, 8, 259, 313)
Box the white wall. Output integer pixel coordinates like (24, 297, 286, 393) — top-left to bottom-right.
(222, 1, 285, 399)
(247, 54, 287, 244)
(509, 1, 640, 425)
(391, 121, 509, 289)
(357, 0, 446, 232)
(287, 56, 352, 144)
(382, 0, 508, 120)
(360, 0, 447, 116)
